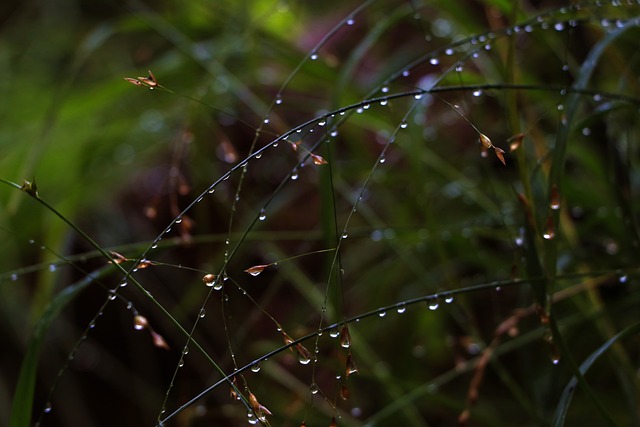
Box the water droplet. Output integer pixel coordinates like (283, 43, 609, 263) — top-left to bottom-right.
(550, 185, 561, 210)
(108, 290, 117, 301)
(402, 69, 410, 77)
(297, 351, 311, 365)
(400, 121, 408, 129)
(291, 170, 299, 180)
(208, 188, 215, 194)
(429, 58, 439, 65)
(48, 264, 56, 272)
(472, 51, 479, 58)
(455, 64, 464, 72)
(329, 327, 340, 338)
(44, 403, 52, 413)
(318, 119, 326, 126)
(381, 86, 389, 93)
(275, 96, 282, 105)
(414, 93, 423, 100)
(263, 118, 270, 124)
(444, 295, 454, 304)
(310, 383, 320, 394)
(346, 18, 355, 25)
(379, 156, 386, 164)
(341, 231, 348, 239)
(356, 107, 364, 114)
(11, 273, 18, 281)
(363, 103, 370, 110)
(330, 129, 338, 137)
(247, 411, 259, 424)
(380, 99, 388, 106)
(339, 326, 351, 348)
(259, 209, 267, 221)
(378, 309, 387, 317)
(396, 304, 406, 313)
(346, 353, 358, 376)
(543, 215, 555, 240)
(203, 273, 216, 287)
(182, 346, 190, 355)
(199, 308, 206, 318)
(619, 275, 628, 283)
(427, 298, 439, 310)
(251, 362, 262, 372)
(310, 52, 318, 60)
(472, 89, 483, 97)
(554, 22, 565, 31)
(445, 48, 454, 55)
(562, 64, 569, 72)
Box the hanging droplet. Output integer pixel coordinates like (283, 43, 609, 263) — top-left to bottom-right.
(378, 309, 387, 317)
(310, 52, 318, 60)
(341, 231, 348, 239)
(472, 89, 483, 97)
(259, 209, 267, 221)
(381, 86, 389, 93)
(619, 274, 628, 283)
(247, 411, 258, 425)
(309, 382, 320, 394)
(203, 273, 216, 287)
(44, 402, 52, 413)
(396, 304, 406, 314)
(340, 384, 351, 400)
(108, 290, 117, 301)
(339, 325, 351, 348)
(444, 295, 454, 304)
(199, 308, 206, 318)
(251, 362, 262, 373)
(291, 170, 299, 180)
(346, 353, 358, 376)
(296, 343, 312, 365)
(275, 96, 283, 105)
(346, 18, 355, 25)
(543, 215, 555, 240)
(549, 185, 560, 210)
(429, 58, 439, 65)
(427, 297, 439, 311)
(400, 121, 408, 129)
(414, 93, 423, 100)
(455, 64, 464, 72)
(445, 48, 454, 55)
(329, 327, 340, 338)
(133, 315, 148, 330)
(245, 264, 268, 276)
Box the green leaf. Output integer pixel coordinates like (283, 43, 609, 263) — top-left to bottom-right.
(552, 322, 640, 427)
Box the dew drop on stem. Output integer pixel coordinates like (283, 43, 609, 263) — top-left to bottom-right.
(199, 308, 206, 318)
(251, 362, 262, 373)
(310, 383, 320, 394)
(396, 304, 406, 314)
(310, 52, 318, 60)
(203, 273, 216, 287)
(329, 327, 340, 338)
(259, 209, 267, 221)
